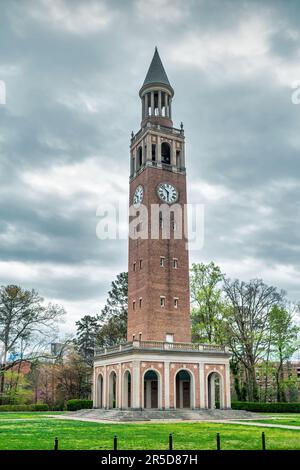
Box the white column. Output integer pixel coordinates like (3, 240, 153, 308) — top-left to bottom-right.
(158, 91, 162, 115)
(199, 363, 205, 409)
(157, 136, 161, 164)
(118, 365, 122, 409)
(225, 364, 231, 409)
(150, 91, 154, 116)
(166, 94, 169, 117)
(103, 366, 107, 409)
(132, 361, 140, 409)
(145, 93, 149, 117)
(146, 135, 151, 161)
(93, 368, 97, 407)
(134, 147, 137, 173)
(164, 362, 170, 410)
(171, 140, 176, 167)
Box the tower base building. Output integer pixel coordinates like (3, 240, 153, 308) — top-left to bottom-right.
(93, 49, 231, 412)
(93, 341, 231, 411)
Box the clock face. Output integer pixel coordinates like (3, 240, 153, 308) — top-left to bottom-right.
(133, 185, 144, 208)
(157, 182, 178, 204)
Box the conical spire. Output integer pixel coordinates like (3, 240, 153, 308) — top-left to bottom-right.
(142, 47, 172, 89)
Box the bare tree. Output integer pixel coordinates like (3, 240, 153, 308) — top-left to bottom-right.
(0, 285, 65, 403)
(222, 278, 284, 401)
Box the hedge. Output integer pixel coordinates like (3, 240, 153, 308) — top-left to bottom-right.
(66, 399, 93, 411)
(232, 401, 300, 413)
(0, 404, 49, 412)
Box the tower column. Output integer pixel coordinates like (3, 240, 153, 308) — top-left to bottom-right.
(225, 364, 231, 408)
(157, 136, 162, 164)
(145, 93, 149, 117)
(199, 363, 205, 409)
(132, 361, 140, 409)
(164, 361, 170, 410)
(142, 96, 145, 120)
(150, 91, 154, 116)
(103, 365, 107, 409)
(158, 91, 162, 115)
(166, 94, 169, 118)
(169, 97, 172, 119)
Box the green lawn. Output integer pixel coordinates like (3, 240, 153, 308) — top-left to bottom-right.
(250, 418, 300, 427)
(0, 414, 300, 450)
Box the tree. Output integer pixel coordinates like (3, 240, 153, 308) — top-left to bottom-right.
(269, 304, 300, 401)
(55, 349, 91, 402)
(2, 370, 32, 405)
(96, 272, 128, 348)
(222, 278, 284, 401)
(0, 285, 65, 404)
(75, 315, 100, 366)
(190, 262, 225, 344)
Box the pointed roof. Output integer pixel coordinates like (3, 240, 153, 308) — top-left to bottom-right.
(141, 47, 173, 94)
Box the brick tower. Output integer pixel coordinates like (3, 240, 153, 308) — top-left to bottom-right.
(93, 49, 231, 413)
(127, 47, 191, 344)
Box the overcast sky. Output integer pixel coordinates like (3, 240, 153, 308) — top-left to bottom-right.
(0, 0, 300, 334)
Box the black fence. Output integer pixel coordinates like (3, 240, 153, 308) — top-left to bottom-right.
(52, 431, 268, 451)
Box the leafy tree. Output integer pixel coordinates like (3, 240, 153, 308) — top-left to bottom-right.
(0, 285, 65, 403)
(75, 315, 100, 366)
(222, 278, 284, 401)
(96, 272, 128, 348)
(57, 349, 92, 401)
(2, 370, 32, 405)
(269, 304, 300, 401)
(190, 262, 225, 344)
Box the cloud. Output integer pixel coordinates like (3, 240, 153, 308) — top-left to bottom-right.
(9, 0, 113, 35)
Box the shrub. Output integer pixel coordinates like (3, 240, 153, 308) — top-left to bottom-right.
(232, 401, 300, 413)
(66, 399, 93, 411)
(0, 404, 49, 412)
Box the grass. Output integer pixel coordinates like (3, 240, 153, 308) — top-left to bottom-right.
(0, 413, 300, 450)
(0, 412, 64, 420)
(250, 418, 300, 427)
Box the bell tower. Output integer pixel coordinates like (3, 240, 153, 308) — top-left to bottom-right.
(127, 48, 191, 343)
(93, 48, 231, 413)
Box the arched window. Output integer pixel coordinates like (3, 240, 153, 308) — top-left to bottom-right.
(207, 372, 223, 409)
(161, 142, 171, 165)
(144, 370, 160, 409)
(175, 370, 194, 409)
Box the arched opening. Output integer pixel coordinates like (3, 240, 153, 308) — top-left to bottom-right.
(137, 146, 142, 169)
(108, 371, 117, 409)
(175, 370, 193, 409)
(161, 142, 171, 165)
(122, 370, 131, 409)
(152, 144, 156, 162)
(144, 370, 160, 409)
(207, 372, 222, 409)
(97, 374, 103, 408)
